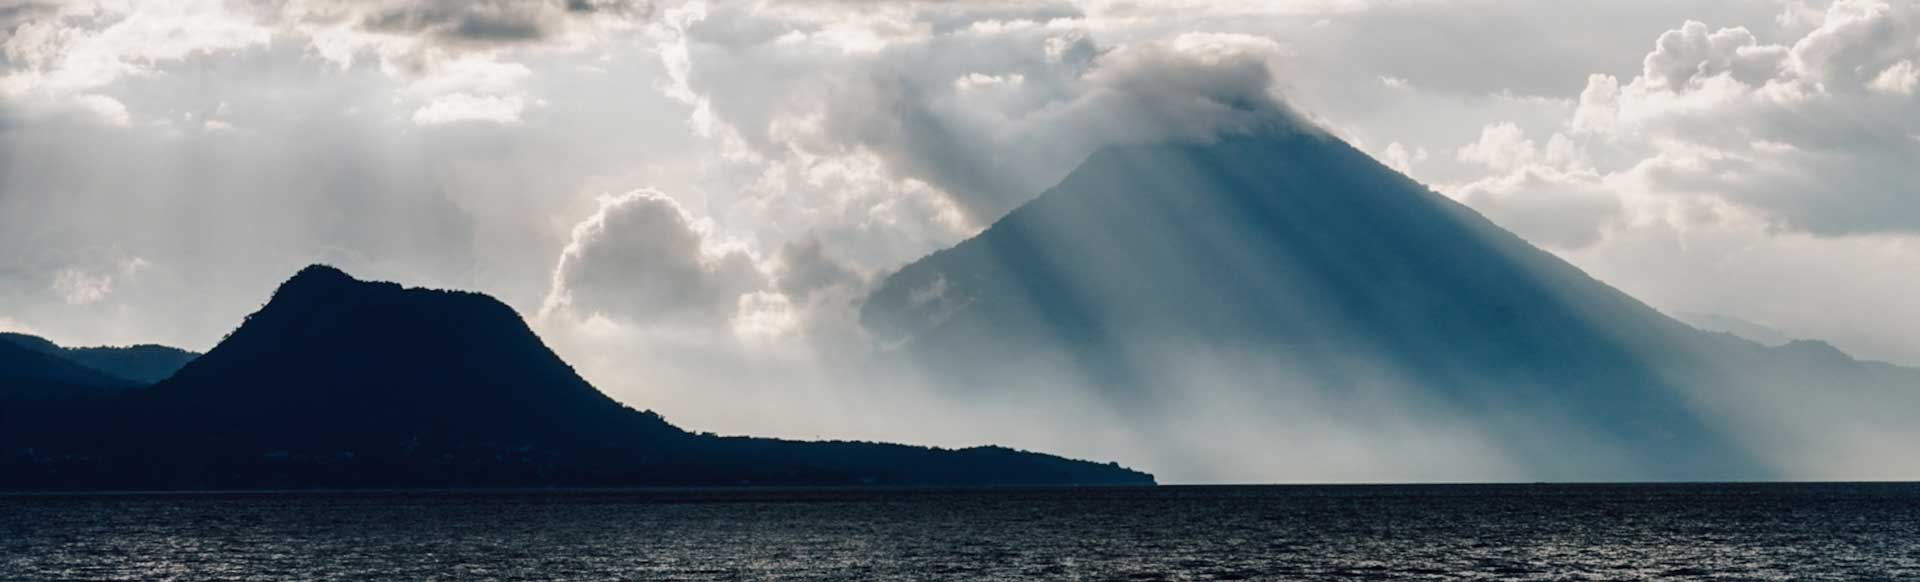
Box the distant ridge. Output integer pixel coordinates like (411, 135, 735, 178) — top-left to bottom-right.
(1672, 312, 1793, 347)
(0, 265, 1151, 490)
(0, 332, 198, 385)
(0, 338, 136, 399)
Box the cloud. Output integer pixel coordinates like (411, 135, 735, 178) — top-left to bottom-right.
(0, 0, 658, 131)
(68, 93, 129, 126)
(1564, 1, 1920, 235)
(671, 3, 1307, 226)
(1457, 122, 1548, 172)
(51, 268, 112, 305)
(0, 1, 273, 94)
(44, 254, 146, 306)
(1788, 0, 1920, 90)
(1455, 167, 1623, 250)
(1869, 59, 1918, 95)
(884, 30, 1304, 218)
(1379, 141, 1427, 174)
(1439, 121, 1622, 249)
(539, 188, 887, 347)
(401, 54, 533, 95)
(396, 55, 542, 124)
(0, 0, 272, 127)
(271, 1, 653, 128)
(271, 0, 655, 63)
(543, 189, 766, 328)
(773, 236, 865, 303)
(354, 0, 569, 46)
(1399, 0, 1920, 363)
(1570, 73, 1621, 134)
(593, 1, 1327, 329)
(1640, 21, 1787, 91)
(411, 93, 530, 124)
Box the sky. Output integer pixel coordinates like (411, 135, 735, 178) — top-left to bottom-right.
(3, 1, 1920, 465)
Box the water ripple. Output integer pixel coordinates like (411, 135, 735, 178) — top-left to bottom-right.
(3, 483, 1917, 581)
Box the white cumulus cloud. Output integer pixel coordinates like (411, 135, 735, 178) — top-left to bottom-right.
(543, 189, 767, 328)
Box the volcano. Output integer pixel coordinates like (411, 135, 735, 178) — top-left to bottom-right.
(863, 130, 1920, 481)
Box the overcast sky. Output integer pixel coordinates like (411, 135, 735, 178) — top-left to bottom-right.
(4, 0, 1919, 409)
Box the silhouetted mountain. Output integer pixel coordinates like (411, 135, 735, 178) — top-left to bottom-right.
(0, 338, 137, 399)
(863, 130, 1920, 481)
(0, 332, 198, 385)
(0, 265, 1149, 490)
(133, 264, 671, 454)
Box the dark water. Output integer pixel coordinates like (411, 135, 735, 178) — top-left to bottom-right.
(4, 483, 1918, 580)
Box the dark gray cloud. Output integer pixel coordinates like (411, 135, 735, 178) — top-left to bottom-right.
(317, 0, 654, 47)
(0, 1, 56, 34)
(362, 3, 551, 44)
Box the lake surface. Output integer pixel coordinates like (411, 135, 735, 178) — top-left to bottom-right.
(4, 483, 1917, 580)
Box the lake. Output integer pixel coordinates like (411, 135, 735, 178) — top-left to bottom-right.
(4, 483, 1917, 580)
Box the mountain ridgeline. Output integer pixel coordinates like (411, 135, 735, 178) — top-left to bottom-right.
(0, 339, 138, 399)
(0, 332, 198, 392)
(0, 266, 1151, 490)
(862, 130, 1920, 481)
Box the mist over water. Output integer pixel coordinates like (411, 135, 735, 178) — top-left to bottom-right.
(555, 317, 1920, 485)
